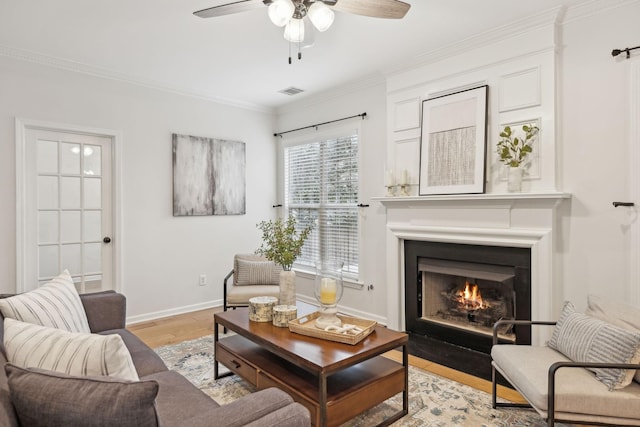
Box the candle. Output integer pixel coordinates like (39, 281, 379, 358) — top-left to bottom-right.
(385, 170, 395, 187)
(319, 278, 337, 305)
(399, 169, 408, 185)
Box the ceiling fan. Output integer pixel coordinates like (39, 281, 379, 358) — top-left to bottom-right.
(194, 0, 411, 63)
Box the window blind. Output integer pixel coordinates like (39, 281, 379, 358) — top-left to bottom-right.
(284, 133, 359, 275)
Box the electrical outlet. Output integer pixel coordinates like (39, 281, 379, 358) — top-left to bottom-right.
(199, 274, 207, 286)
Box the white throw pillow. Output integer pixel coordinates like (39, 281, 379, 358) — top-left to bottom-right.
(4, 318, 138, 381)
(586, 294, 640, 383)
(0, 270, 90, 333)
(549, 301, 640, 390)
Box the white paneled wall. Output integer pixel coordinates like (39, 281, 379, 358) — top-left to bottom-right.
(386, 15, 560, 196)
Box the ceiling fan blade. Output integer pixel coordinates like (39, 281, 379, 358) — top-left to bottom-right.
(329, 0, 410, 19)
(194, 0, 267, 18)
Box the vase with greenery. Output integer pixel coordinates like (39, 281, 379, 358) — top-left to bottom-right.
(256, 216, 313, 305)
(496, 124, 539, 192)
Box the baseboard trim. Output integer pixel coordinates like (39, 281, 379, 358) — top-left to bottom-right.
(126, 299, 222, 326)
(126, 296, 387, 327)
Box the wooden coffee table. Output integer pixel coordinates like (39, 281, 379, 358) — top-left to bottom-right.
(213, 301, 408, 427)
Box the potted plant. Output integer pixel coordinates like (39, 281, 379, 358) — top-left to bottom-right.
(256, 216, 313, 305)
(496, 123, 540, 191)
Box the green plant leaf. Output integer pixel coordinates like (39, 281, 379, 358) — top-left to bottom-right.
(256, 216, 313, 270)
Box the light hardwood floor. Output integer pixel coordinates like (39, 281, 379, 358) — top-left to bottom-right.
(127, 307, 527, 404)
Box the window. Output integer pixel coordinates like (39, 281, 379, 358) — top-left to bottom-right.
(284, 131, 359, 276)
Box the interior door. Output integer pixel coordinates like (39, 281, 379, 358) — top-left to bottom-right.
(22, 128, 113, 293)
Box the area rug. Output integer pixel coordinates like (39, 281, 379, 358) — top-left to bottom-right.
(155, 335, 564, 427)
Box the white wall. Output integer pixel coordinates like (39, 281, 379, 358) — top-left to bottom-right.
(274, 77, 390, 322)
(558, 1, 640, 310)
(0, 56, 277, 319)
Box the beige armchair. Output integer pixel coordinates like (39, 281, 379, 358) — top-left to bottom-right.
(223, 254, 281, 312)
(491, 297, 640, 426)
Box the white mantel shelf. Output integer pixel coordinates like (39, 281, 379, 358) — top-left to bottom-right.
(372, 191, 571, 205)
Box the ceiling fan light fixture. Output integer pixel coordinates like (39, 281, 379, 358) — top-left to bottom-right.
(284, 17, 305, 43)
(268, 0, 295, 27)
(308, 2, 334, 32)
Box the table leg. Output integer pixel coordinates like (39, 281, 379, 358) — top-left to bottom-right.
(319, 373, 327, 427)
(374, 344, 409, 427)
(214, 318, 220, 380)
(403, 343, 408, 414)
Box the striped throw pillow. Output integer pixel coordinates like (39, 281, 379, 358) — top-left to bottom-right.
(235, 260, 281, 286)
(4, 318, 139, 381)
(0, 270, 90, 333)
(549, 301, 640, 390)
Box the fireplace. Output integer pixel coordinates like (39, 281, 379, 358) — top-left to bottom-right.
(405, 240, 531, 380)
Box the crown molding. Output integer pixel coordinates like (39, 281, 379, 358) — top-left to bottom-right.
(383, 1, 639, 78)
(562, 0, 639, 23)
(382, 7, 563, 79)
(0, 44, 273, 114)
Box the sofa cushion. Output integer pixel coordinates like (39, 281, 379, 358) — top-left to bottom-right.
(4, 318, 138, 381)
(100, 328, 168, 377)
(180, 387, 309, 427)
(0, 350, 19, 427)
(0, 270, 90, 333)
(5, 364, 159, 427)
(236, 259, 281, 286)
(492, 345, 640, 421)
(142, 370, 220, 425)
(548, 301, 640, 390)
(226, 284, 281, 306)
(586, 294, 640, 383)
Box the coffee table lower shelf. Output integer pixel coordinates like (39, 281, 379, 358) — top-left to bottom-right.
(216, 335, 406, 427)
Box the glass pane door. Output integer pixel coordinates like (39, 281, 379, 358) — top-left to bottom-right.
(32, 130, 112, 293)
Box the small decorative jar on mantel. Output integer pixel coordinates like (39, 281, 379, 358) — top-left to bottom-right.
(507, 167, 524, 192)
(497, 123, 539, 193)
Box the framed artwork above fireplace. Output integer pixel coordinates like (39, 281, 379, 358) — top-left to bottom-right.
(419, 85, 488, 196)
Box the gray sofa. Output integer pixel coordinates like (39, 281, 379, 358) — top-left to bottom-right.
(0, 290, 310, 427)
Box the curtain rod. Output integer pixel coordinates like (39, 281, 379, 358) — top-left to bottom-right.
(273, 112, 367, 138)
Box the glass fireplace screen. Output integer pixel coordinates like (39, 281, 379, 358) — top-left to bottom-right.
(419, 258, 516, 342)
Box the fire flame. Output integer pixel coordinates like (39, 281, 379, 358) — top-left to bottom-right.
(457, 282, 486, 310)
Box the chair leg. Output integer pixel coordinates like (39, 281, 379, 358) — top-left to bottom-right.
(491, 364, 498, 409)
(222, 303, 227, 334)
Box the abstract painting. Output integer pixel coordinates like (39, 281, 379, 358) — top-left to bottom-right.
(419, 85, 488, 195)
(172, 134, 245, 216)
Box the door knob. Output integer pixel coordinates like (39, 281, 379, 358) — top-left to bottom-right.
(103, 237, 112, 243)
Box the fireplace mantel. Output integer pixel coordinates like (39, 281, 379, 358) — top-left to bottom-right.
(372, 191, 570, 206)
(379, 191, 571, 346)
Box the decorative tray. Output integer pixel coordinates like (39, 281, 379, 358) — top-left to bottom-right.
(288, 312, 377, 345)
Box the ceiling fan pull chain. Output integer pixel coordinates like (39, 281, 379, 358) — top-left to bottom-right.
(288, 40, 292, 64)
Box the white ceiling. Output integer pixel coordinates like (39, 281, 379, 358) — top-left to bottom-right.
(0, 0, 594, 110)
